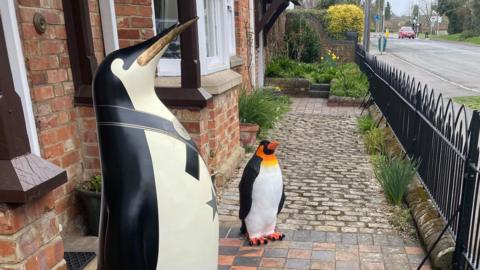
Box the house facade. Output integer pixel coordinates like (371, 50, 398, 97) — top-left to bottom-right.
(0, 0, 294, 268)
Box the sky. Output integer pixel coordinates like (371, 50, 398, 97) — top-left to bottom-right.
(387, 0, 411, 16)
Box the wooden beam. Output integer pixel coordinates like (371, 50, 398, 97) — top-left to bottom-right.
(155, 0, 211, 108)
(0, 15, 67, 203)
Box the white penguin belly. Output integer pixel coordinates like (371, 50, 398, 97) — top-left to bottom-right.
(145, 131, 218, 270)
(245, 165, 283, 237)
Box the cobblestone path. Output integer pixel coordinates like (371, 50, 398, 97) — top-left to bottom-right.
(219, 98, 395, 235)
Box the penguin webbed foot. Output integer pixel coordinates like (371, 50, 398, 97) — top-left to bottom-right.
(248, 236, 268, 246)
(266, 232, 285, 241)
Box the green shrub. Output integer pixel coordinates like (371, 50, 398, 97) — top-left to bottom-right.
(266, 57, 339, 84)
(326, 4, 364, 40)
(330, 63, 369, 98)
(286, 15, 321, 63)
(357, 115, 375, 134)
(239, 89, 291, 131)
(374, 155, 418, 205)
(364, 128, 385, 155)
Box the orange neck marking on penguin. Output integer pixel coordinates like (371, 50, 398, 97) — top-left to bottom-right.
(256, 146, 278, 167)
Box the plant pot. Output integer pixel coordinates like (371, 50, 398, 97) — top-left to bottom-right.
(77, 189, 101, 236)
(240, 123, 260, 148)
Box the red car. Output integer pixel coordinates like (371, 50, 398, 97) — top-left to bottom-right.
(399, 27, 416, 39)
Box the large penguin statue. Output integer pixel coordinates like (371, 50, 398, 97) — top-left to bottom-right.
(93, 18, 218, 270)
(239, 140, 286, 246)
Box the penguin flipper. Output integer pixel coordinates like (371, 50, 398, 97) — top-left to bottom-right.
(277, 187, 286, 215)
(239, 156, 262, 220)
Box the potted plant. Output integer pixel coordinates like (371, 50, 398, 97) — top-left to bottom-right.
(238, 89, 291, 149)
(240, 122, 260, 149)
(77, 175, 102, 236)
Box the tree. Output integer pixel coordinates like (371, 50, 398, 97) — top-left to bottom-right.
(316, 0, 360, 9)
(384, 1, 391, 20)
(412, 4, 419, 20)
(438, 0, 464, 34)
(473, 0, 480, 34)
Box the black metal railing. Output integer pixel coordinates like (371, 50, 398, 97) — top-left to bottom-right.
(355, 45, 480, 270)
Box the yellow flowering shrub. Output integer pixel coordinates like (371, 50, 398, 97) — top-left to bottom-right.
(326, 4, 364, 40)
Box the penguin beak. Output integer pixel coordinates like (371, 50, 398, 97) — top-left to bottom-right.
(267, 141, 280, 151)
(137, 17, 198, 66)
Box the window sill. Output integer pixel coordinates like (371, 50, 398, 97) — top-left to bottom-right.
(230, 55, 244, 69)
(0, 153, 67, 203)
(155, 69, 242, 96)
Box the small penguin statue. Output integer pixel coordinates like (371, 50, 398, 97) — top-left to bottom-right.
(93, 18, 218, 270)
(239, 140, 286, 246)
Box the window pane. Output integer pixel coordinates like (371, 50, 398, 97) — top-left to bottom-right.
(154, 0, 181, 59)
(204, 0, 218, 57)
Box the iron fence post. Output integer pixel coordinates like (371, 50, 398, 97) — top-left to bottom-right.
(454, 111, 480, 269)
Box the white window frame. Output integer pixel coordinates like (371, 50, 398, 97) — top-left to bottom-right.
(0, 0, 41, 155)
(99, 0, 119, 54)
(226, 0, 236, 56)
(151, 0, 235, 77)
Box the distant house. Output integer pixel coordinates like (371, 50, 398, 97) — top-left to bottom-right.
(0, 0, 296, 268)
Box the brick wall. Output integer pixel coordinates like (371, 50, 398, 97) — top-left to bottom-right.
(114, 0, 154, 48)
(207, 87, 241, 171)
(0, 0, 107, 268)
(234, 0, 254, 89)
(170, 107, 211, 163)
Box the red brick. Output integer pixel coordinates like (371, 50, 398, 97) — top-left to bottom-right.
(54, 26, 67, 39)
(83, 130, 98, 143)
(62, 151, 80, 167)
(0, 239, 16, 260)
(43, 143, 64, 159)
(131, 17, 152, 28)
(85, 145, 99, 157)
(51, 96, 73, 111)
(119, 39, 131, 48)
(55, 124, 75, 141)
(21, 24, 42, 39)
(131, 0, 151, 5)
(182, 122, 201, 134)
(32, 85, 54, 101)
(18, 0, 40, 7)
(39, 130, 58, 146)
(28, 55, 59, 71)
(137, 5, 152, 16)
(118, 29, 141, 39)
(41, 40, 65, 54)
(115, 5, 138, 16)
(18, 8, 37, 23)
(47, 69, 68, 83)
(25, 255, 39, 270)
(43, 10, 63, 25)
(57, 111, 70, 125)
(31, 72, 47, 85)
(37, 113, 58, 129)
(78, 107, 95, 117)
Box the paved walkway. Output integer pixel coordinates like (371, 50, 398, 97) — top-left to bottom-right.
(217, 98, 430, 269)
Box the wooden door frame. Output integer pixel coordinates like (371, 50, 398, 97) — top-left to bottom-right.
(0, 0, 40, 155)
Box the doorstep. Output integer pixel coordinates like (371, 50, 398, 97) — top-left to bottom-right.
(63, 236, 98, 270)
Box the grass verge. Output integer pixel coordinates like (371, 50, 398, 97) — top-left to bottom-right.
(431, 34, 480, 45)
(452, 96, 480, 110)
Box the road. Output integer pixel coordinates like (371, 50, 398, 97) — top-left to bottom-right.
(370, 37, 480, 98)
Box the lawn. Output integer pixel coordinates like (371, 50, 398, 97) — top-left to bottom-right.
(431, 34, 480, 45)
(452, 96, 480, 110)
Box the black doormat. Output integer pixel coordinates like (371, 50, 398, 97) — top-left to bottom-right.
(64, 252, 96, 270)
